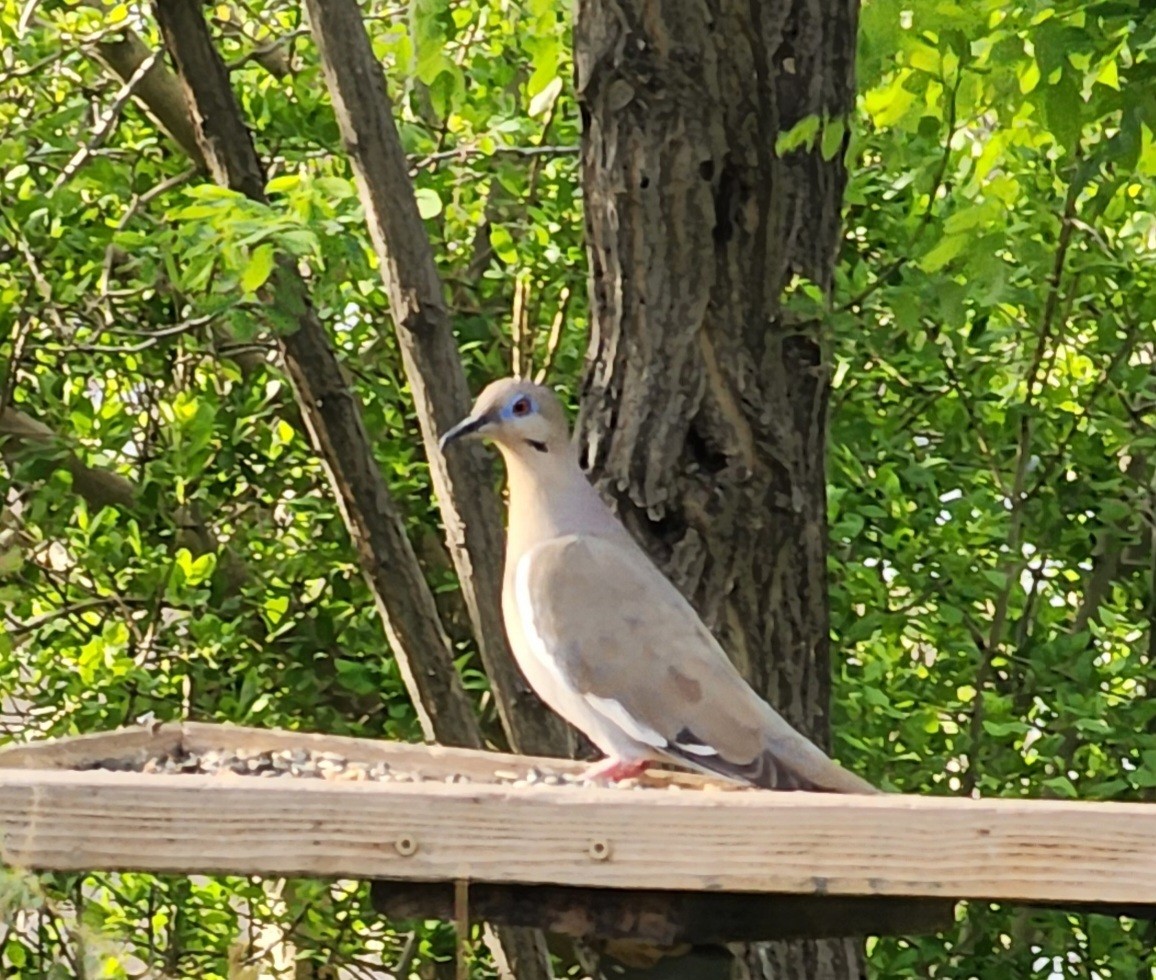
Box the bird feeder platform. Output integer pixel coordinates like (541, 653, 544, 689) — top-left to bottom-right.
(1, 723, 1153, 946)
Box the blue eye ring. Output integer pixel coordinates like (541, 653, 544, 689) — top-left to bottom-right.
(511, 396, 533, 417)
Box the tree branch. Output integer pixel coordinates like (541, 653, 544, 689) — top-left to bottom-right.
(408, 143, 579, 175)
(303, 0, 568, 757)
(0, 407, 136, 511)
(152, 0, 482, 749)
(84, 4, 206, 170)
(962, 157, 1082, 796)
(51, 49, 163, 192)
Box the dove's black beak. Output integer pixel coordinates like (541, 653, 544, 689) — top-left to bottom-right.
(438, 414, 490, 452)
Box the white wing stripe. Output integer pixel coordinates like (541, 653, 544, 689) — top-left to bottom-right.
(675, 740, 719, 757)
(515, 554, 569, 682)
(516, 551, 667, 751)
(585, 694, 667, 749)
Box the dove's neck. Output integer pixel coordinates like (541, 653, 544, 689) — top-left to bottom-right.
(500, 441, 628, 568)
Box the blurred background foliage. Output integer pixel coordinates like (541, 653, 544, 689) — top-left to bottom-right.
(0, 0, 1154, 976)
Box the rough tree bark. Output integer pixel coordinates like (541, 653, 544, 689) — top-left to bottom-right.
(574, 1, 862, 978)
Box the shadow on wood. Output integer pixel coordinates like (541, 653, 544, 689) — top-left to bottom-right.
(370, 881, 956, 944)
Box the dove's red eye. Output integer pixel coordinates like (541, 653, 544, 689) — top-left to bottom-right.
(511, 397, 532, 417)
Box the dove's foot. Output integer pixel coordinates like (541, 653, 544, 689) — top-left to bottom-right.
(583, 757, 648, 783)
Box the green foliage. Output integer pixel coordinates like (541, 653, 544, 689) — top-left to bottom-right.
(1, 0, 1154, 976)
(833, 0, 1156, 973)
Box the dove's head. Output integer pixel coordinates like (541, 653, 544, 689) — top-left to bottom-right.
(439, 377, 570, 457)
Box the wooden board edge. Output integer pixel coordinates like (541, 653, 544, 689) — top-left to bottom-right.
(3, 768, 1156, 905)
(0, 725, 183, 770)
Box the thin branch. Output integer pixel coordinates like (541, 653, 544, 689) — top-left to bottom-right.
(393, 931, 418, 979)
(51, 50, 162, 193)
(1070, 456, 1149, 635)
(1024, 319, 1142, 502)
(223, 26, 311, 76)
(4, 597, 124, 638)
(0, 46, 75, 83)
(31, 312, 220, 355)
(932, 333, 1010, 497)
(510, 271, 530, 378)
(407, 143, 578, 175)
(16, 0, 43, 34)
(0, 317, 33, 417)
(4, 213, 67, 334)
(963, 154, 1083, 795)
(101, 166, 198, 296)
(534, 286, 571, 385)
(0, 406, 137, 510)
(525, 95, 560, 205)
(987, 156, 1082, 651)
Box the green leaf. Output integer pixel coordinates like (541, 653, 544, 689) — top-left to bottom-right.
(981, 720, 1026, 738)
(1018, 58, 1040, 95)
(820, 117, 847, 162)
(1041, 776, 1079, 799)
(529, 76, 563, 119)
(266, 174, 300, 195)
(263, 594, 290, 628)
(775, 114, 822, 155)
(0, 547, 22, 577)
(240, 242, 277, 293)
(1043, 73, 1083, 151)
(334, 658, 378, 696)
(414, 187, 443, 220)
(863, 70, 917, 127)
(917, 234, 966, 273)
(6, 939, 26, 967)
(1094, 58, 1119, 91)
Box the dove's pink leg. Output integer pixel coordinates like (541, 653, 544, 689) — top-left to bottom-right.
(583, 757, 648, 782)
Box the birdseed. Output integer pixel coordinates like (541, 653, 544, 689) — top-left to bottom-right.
(75, 745, 741, 790)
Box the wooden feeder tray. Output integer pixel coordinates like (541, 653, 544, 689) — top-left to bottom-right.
(2, 723, 1153, 946)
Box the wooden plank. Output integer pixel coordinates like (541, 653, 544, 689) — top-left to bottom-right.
(369, 881, 957, 942)
(2, 768, 1155, 906)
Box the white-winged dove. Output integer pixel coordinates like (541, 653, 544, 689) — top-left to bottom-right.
(441, 378, 877, 793)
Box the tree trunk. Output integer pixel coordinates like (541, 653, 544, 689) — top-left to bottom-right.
(574, 1, 861, 978)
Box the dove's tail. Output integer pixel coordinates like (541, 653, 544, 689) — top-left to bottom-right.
(660, 727, 881, 793)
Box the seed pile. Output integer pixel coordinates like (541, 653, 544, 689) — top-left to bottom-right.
(81, 747, 618, 788)
(75, 743, 746, 791)
(85, 747, 402, 781)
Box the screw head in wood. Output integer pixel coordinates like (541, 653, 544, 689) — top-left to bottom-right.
(588, 839, 612, 861)
(394, 834, 418, 857)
